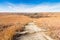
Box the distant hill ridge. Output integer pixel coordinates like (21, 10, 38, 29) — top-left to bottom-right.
(0, 12, 60, 18)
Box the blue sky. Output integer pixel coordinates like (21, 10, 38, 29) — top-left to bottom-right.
(0, 0, 60, 12)
(0, 0, 60, 4)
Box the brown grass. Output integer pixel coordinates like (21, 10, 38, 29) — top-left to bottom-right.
(0, 15, 32, 40)
(0, 13, 60, 40)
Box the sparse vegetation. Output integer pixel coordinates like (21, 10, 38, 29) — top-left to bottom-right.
(0, 12, 60, 40)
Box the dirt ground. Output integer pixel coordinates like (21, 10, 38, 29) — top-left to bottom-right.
(0, 13, 60, 40)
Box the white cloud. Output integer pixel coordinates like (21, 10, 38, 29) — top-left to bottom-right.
(0, 3, 60, 13)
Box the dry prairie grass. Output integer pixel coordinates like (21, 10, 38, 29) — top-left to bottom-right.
(0, 13, 60, 40)
(35, 17, 60, 40)
(0, 15, 32, 40)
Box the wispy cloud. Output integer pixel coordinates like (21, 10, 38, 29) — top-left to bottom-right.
(0, 3, 60, 12)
